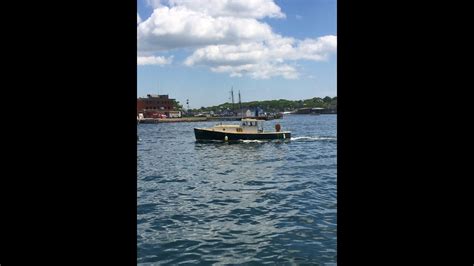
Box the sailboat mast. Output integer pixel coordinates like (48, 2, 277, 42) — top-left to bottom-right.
(239, 90, 242, 119)
(231, 87, 235, 115)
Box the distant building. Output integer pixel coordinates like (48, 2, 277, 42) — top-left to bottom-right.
(294, 107, 325, 114)
(137, 94, 181, 118)
(245, 109, 253, 117)
(254, 107, 264, 117)
(167, 111, 182, 118)
(220, 109, 234, 116)
(238, 107, 265, 117)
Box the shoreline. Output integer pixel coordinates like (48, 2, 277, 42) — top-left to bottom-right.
(137, 114, 336, 124)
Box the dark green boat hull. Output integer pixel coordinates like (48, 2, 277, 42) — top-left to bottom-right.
(194, 128, 291, 141)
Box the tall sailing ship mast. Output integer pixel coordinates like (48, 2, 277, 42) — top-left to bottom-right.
(238, 90, 243, 119)
(230, 87, 235, 115)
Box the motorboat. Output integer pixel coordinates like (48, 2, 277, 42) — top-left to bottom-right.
(194, 118, 290, 141)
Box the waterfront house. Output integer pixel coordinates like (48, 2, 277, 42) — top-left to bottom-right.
(137, 94, 181, 118)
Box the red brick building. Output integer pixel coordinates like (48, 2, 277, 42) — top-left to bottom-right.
(137, 94, 181, 118)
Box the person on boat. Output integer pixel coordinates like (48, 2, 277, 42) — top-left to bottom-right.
(275, 123, 281, 132)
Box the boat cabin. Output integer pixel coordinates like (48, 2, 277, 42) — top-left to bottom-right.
(211, 119, 264, 133)
(240, 119, 263, 133)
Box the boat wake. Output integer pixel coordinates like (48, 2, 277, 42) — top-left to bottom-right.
(196, 137, 334, 144)
(240, 140, 266, 143)
(291, 136, 337, 141)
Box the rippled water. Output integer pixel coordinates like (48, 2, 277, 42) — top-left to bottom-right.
(137, 114, 337, 265)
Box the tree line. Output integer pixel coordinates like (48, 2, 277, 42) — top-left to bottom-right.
(187, 96, 337, 113)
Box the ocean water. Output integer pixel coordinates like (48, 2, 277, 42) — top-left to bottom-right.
(137, 114, 337, 265)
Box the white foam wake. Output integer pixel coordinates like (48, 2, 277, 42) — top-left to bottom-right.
(291, 136, 337, 141)
(240, 140, 265, 143)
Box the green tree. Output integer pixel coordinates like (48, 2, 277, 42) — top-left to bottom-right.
(172, 100, 183, 110)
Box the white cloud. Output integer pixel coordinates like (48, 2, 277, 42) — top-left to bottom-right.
(184, 35, 336, 79)
(184, 42, 268, 67)
(295, 36, 337, 60)
(211, 63, 298, 79)
(136, 0, 336, 79)
(137, 6, 273, 51)
(137, 13, 142, 24)
(137, 55, 173, 65)
(168, 0, 285, 19)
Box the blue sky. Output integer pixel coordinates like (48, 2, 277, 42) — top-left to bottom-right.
(137, 0, 336, 108)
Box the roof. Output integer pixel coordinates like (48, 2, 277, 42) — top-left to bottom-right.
(215, 125, 240, 128)
(146, 94, 169, 99)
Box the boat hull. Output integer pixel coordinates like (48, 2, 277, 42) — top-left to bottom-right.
(194, 128, 291, 141)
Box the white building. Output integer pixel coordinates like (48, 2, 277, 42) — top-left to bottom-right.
(167, 111, 182, 118)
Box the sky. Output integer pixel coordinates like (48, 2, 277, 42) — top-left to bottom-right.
(137, 0, 336, 108)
